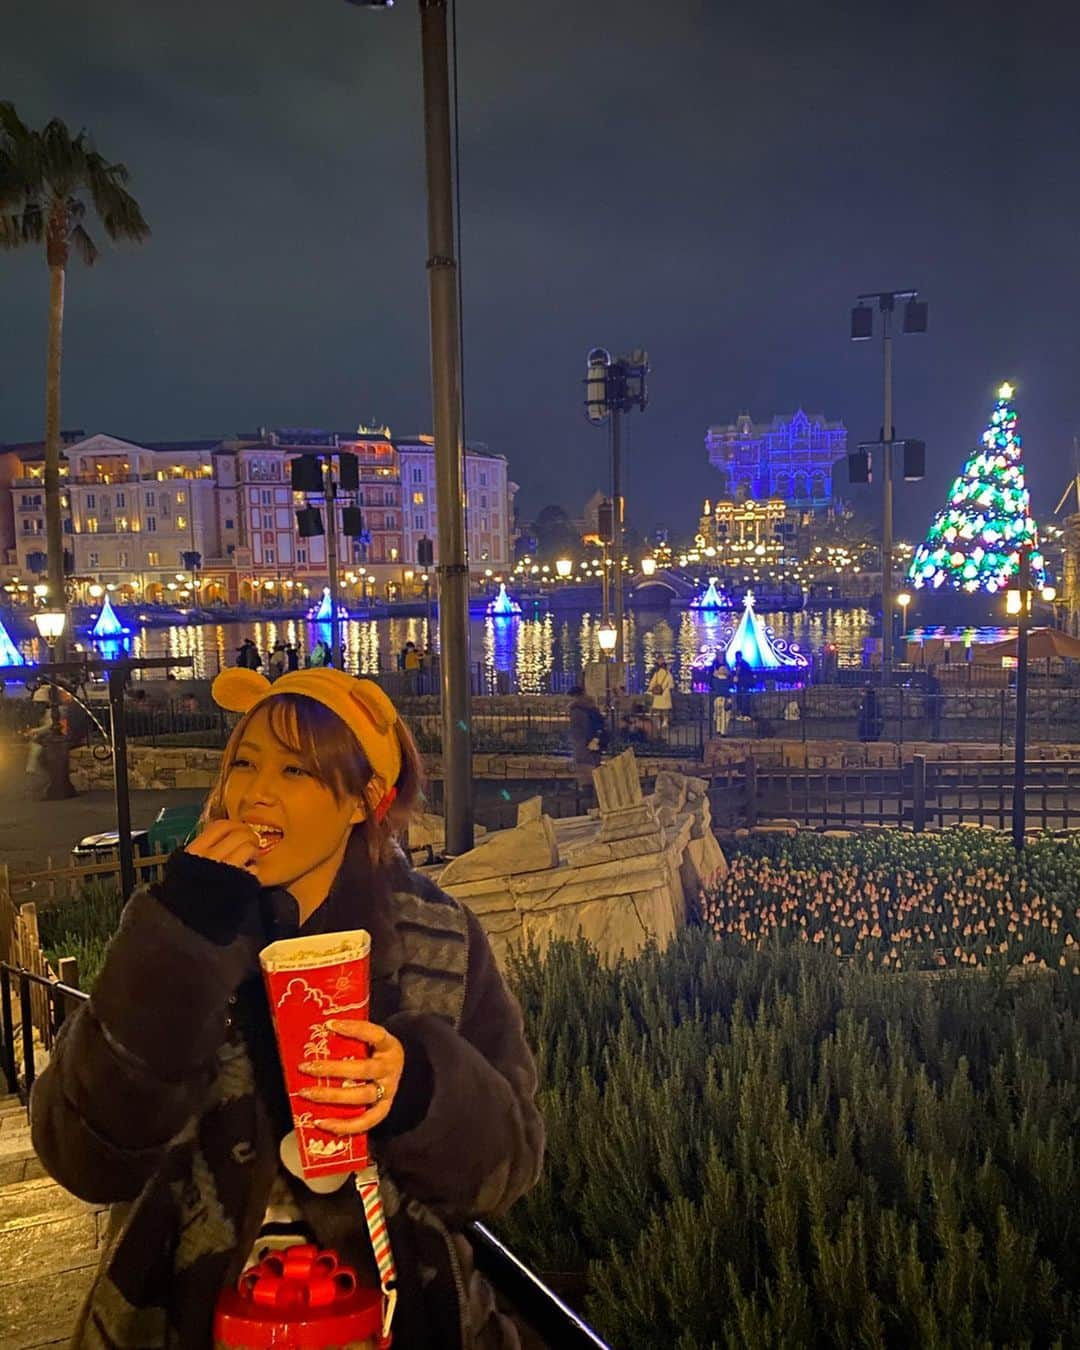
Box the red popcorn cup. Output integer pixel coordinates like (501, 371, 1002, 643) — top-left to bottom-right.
(260, 930, 373, 1180)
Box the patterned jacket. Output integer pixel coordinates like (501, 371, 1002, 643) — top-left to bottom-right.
(30, 838, 545, 1348)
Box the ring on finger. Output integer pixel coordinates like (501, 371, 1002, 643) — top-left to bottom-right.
(373, 1081, 385, 1104)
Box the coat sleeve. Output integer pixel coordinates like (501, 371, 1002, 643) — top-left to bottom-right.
(374, 909, 544, 1228)
(30, 859, 260, 1205)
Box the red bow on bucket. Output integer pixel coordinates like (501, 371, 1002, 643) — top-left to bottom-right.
(240, 1245, 356, 1312)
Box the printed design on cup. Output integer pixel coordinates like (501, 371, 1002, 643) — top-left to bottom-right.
(260, 930, 374, 1180)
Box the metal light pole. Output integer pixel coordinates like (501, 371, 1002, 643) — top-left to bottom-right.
(345, 0, 473, 852)
(850, 290, 927, 684)
(1011, 548, 1031, 850)
(323, 454, 341, 667)
(585, 348, 648, 672)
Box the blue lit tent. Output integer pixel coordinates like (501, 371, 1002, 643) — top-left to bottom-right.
(89, 593, 129, 639)
(307, 587, 349, 621)
(723, 591, 808, 673)
(0, 615, 25, 666)
(485, 583, 522, 617)
(689, 578, 727, 610)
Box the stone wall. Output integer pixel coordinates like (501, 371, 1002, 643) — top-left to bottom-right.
(434, 752, 728, 968)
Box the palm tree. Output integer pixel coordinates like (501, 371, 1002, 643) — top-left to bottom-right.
(0, 105, 149, 645)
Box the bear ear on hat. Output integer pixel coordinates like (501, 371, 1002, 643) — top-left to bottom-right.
(212, 668, 272, 714)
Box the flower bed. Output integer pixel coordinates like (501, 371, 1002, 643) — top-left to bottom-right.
(701, 830, 1080, 973)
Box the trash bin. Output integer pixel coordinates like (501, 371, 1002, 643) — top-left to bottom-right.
(147, 804, 202, 855)
(71, 830, 151, 874)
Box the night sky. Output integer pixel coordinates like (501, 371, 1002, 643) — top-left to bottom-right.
(3, 0, 1079, 541)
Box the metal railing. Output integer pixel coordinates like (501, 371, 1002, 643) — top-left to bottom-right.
(0, 961, 610, 1349)
(725, 755, 1080, 833)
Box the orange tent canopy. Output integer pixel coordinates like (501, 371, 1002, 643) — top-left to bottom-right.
(977, 627, 1080, 662)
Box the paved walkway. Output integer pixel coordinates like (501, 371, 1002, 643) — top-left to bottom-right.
(0, 735, 204, 875)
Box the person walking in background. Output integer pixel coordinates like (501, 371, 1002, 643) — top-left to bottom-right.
(285, 642, 300, 673)
(925, 664, 943, 740)
(733, 652, 753, 716)
(308, 638, 330, 668)
(268, 641, 286, 681)
(568, 684, 606, 799)
(236, 638, 262, 670)
(647, 657, 675, 736)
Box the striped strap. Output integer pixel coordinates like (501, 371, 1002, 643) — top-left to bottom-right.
(356, 1167, 397, 1345)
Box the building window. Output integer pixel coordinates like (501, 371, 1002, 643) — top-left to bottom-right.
(252, 509, 262, 528)
(225, 518, 235, 530)
(177, 515, 187, 530)
(85, 493, 95, 509)
(117, 517, 129, 532)
(146, 517, 156, 532)
(297, 547, 307, 564)
(88, 551, 99, 568)
(116, 491, 126, 508)
(21, 519, 32, 533)
(265, 549, 275, 564)
(412, 467, 424, 483)
(414, 513, 425, 529)
(147, 550, 160, 566)
(412, 491, 425, 505)
(480, 493, 487, 508)
(479, 471, 487, 486)
(86, 517, 98, 533)
(261, 490, 272, 506)
(177, 491, 186, 505)
(384, 514, 394, 529)
(117, 551, 129, 568)
(144, 490, 155, 507)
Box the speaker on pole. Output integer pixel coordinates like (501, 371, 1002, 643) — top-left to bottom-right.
(296, 506, 324, 538)
(337, 453, 360, 491)
(290, 455, 323, 493)
(341, 506, 365, 537)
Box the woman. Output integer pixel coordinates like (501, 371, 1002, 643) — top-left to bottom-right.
(646, 657, 675, 735)
(31, 667, 544, 1348)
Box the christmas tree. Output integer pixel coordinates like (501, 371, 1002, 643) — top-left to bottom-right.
(908, 383, 1046, 594)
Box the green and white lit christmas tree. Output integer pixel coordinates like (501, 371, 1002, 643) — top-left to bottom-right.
(908, 383, 1046, 595)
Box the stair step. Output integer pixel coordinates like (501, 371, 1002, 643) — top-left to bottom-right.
(0, 1263, 97, 1348)
(0, 1155, 46, 1188)
(0, 1208, 101, 1289)
(0, 1175, 99, 1229)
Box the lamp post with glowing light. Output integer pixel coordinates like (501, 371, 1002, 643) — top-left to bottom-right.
(555, 557, 573, 579)
(31, 608, 76, 799)
(344, 0, 472, 853)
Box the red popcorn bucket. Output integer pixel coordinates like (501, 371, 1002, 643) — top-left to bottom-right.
(260, 930, 373, 1181)
(213, 1243, 385, 1349)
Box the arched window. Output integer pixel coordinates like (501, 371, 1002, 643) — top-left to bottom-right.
(811, 472, 827, 500)
(774, 473, 791, 501)
(793, 473, 809, 501)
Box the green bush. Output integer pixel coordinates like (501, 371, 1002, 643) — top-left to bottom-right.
(39, 882, 124, 991)
(503, 932, 1080, 1347)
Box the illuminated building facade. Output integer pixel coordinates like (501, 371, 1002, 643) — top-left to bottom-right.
(706, 409, 847, 508)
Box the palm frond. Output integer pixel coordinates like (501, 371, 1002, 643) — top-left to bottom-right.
(86, 152, 150, 244)
(69, 222, 98, 266)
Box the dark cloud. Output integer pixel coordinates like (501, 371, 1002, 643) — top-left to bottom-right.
(2, 0, 1079, 538)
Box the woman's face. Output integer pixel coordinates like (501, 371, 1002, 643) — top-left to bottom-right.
(221, 706, 365, 901)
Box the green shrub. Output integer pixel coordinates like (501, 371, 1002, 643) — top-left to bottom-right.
(503, 932, 1080, 1347)
(39, 882, 124, 991)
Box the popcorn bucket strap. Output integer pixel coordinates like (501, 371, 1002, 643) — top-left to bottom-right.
(356, 1168, 397, 1346)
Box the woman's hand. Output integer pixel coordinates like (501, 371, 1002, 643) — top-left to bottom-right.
(297, 1020, 404, 1134)
(185, 819, 260, 872)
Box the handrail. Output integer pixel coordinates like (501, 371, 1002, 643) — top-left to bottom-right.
(0, 960, 610, 1349)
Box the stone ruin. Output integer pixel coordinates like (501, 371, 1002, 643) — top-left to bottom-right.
(435, 750, 727, 967)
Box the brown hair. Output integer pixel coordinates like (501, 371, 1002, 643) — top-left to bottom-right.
(202, 692, 424, 864)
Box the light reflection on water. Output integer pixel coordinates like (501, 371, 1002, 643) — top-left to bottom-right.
(48, 606, 878, 687)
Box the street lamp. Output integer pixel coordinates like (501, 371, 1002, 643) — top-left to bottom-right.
(345, 0, 473, 854)
(32, 610, 67, 746)
(850, 288, 928, 683)
(1007, 547, 1033, 849)
(555, 557, 573, 578)
(597, 622, 617, 654)
(641, 557, 657, 577)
